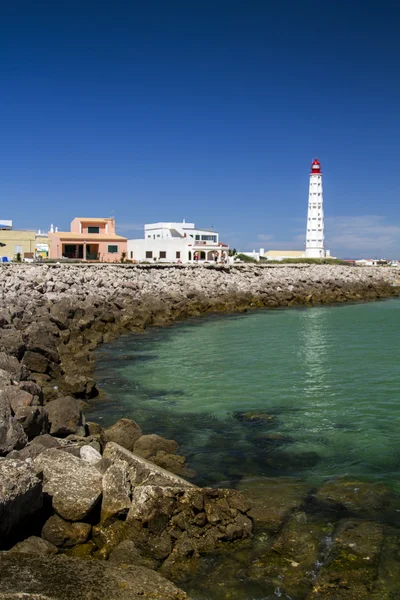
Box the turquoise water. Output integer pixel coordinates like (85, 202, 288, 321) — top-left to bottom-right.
(90, 298, 400, 492)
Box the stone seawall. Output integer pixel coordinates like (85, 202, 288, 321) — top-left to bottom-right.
(0, 262, 399, 400)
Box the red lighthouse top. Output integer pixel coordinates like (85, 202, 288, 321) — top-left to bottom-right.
(310, 158, 322, 175)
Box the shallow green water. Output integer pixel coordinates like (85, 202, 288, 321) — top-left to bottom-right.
(91, 298, 400, 492)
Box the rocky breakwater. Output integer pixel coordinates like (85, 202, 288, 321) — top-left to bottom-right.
(0, 262, 399, 599)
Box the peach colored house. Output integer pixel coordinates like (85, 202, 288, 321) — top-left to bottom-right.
(49, 218, 127, 262)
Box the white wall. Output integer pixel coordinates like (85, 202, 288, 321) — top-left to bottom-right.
(128, 238, 191, 263)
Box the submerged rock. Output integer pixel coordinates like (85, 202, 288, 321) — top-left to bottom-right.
(314, 478, 393, 517)
(238, 476, 311, 531)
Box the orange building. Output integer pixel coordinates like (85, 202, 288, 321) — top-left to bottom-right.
(49, 217, 127, 262)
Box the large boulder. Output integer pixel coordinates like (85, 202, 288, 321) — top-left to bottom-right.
(44, 396, 85, 437)
(7, 387, 37, 413)
(34, 449, 102, 521)
(104, 418, 142, 450)
(0, 553, 191, 600)
(133, 434, 179, 459)
(0, 458, 42, 542)
(63, 373, 98, 398)
(0, 390, 28, 455)
(23, 321, 59, 363)
(22, 350, 50, 374)
(9, 535, 58, 556)
(42, 514, 91, 547)
(103, 442, 194, 488)
(14, 406, 49, 439)
(0, 329, 26, 360)
(101, 459, 132, 523)
(0, 352, 27, 381)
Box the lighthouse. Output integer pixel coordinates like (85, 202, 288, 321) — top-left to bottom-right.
(305, 158, 325, 258)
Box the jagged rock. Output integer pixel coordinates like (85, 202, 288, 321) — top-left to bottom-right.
(7, 387, 37, 413)
(103, 442, 194, 488)
(44, 396, 85, 437)
(0, 352, 27, 381)
(23, 321, 59, 363)
(0, 553, 191, 599)
(0, 458, 42, 542)
(108, 539, 159, 570)
(80, 444, 102, 464)
(13, 405, 49, 439)
(18, 380, 44, 404)
(34, 448, 102, 521)
(133, 433, 179, 459)
(42, 514, 91, 547)
(104, 418, 142, 450)
(30, 433, 62, 449)
(0, 369, 12, 389)
(22, 350, 50, 374)
(0, 329, 26, 359)
(9, 535, 58, 555)
(92, 520, 127, 560)
(0, 390, 28, 455)
(63, 373, 98, 398)
(101, 459, 132, 523)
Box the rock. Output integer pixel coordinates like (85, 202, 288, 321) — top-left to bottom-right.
(101, 459, 132, 523)
(34, 448, 102, 521)
(238, 476, 312, 531)
(0, 369, 12, 389)
(103, 442, 195, 488)
(108, 539, 159, 570)
(0, 458, 42, 542)
(80, 444, 102, 464)
(151, 450, 195, 478)
(92, 520, 127, 560)
(14, 406, 49, 439)
(23, 321, 59, 363)
(0, 390, 28, 455)
(0, 352, 27, 381)
(42, 514, 91, 547)
(0, 553, 191, 599)
(9, 535, 58, 555)
(7, 387, 37, 413)
(0, 329, 26, 359)
(104, 418, 142, 450)
(133, 433, 179, 459)
(22, 350, 50, 374)
(234, 411, 275, 424)
(314, 478, 392, 517)
(63, 373, 98, 398)
(18, 380, 44, 404)
(30, 433, 61, 449)
(44, 396, 85, 437)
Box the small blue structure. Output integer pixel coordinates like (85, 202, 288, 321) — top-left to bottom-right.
(1, 257, 9, 263)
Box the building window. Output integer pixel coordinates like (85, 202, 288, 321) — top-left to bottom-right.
(88, 226, 100, 234)
(176, 251, 180, 259)
(108, 245, 118, 253)
(130, 251, 133, 259)
(145, 251, 153, 259)
(157, 234, 160, 238)
(201, 235, 217, 242)
(147, 235, 151, 238)
(159, 251, 166, 259)
(195, 235, 200, 240)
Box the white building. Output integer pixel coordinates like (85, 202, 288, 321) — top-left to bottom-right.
(128, 221, 229, 263)
(305, 158, 326, 258)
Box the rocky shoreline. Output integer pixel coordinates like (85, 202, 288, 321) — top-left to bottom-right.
(1, 263, 400, 599)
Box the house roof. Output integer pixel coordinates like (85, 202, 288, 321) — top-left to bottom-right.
(51, 232, 127, 241)
(73, 218, 114, 223)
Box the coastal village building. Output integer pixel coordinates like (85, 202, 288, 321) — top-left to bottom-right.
(305, 158, 326, 258)
(128, 221, 229, 263)
(0, 220, 51, 262)
(49, 218, 127, 262)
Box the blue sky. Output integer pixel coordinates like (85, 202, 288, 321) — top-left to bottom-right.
(1, 0, 400, 257)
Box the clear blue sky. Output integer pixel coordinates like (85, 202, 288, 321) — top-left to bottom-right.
(2, 0, 400, 257)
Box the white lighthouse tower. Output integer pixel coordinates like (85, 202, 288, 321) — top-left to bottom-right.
(305, 158, 325, 258)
